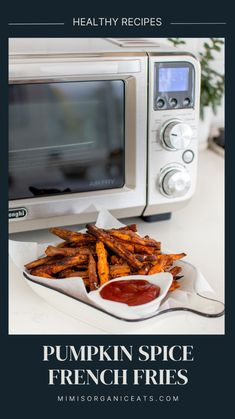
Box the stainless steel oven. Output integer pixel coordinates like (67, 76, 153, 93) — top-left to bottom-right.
(8, 38, 200, 232)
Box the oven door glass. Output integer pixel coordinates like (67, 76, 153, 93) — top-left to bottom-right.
(9, 80, 125, 200)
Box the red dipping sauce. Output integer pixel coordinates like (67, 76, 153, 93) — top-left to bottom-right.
(100, 279, 160, 306)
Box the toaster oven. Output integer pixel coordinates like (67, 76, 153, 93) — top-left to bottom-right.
(8, 38, 200, 233)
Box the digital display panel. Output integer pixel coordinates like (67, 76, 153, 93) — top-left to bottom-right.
(159, 67, 189, 92)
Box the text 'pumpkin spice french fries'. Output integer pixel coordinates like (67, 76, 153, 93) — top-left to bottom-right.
(24, 223, 186, 294)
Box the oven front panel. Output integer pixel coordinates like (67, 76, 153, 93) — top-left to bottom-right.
(9, 80, 125, 200)
(8, 54, 148, 232)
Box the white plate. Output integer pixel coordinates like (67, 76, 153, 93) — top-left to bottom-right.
(23, 260, 224, 333)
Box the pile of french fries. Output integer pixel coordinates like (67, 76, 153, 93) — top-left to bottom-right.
(25, 224, 186, 293)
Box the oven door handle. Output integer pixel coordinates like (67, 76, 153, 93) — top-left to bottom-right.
(9, 60, 141, 80)
(40, 62, 119, 75)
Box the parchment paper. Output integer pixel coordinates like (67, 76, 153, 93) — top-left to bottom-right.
(9, 209, 214, 317)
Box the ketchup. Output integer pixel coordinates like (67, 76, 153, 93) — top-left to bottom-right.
(100, 279, 160, 306)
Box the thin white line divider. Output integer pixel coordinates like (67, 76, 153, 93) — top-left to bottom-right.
(170, 22, 227, 25)
(8, 22, 65, 26)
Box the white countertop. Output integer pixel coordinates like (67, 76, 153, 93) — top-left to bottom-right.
(9, 149, 224, 335)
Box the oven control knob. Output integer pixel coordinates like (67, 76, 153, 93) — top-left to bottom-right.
(159, 166, 191, 198)
(162, 121, 193, 150)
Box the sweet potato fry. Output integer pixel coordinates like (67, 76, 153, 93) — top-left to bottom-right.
(58, 268, 88, 279)
(167, 253, 186, 261)
(110, 264, 130, 278)
(56, 241, 70, 248)
(30, 271, 54, 279)
(88, 253, 99, 291)
(108, 229, 160, 248)
(134, 244, 157, 255)
(45, 245, 92, 257)
(118, 224, 137, 232)
(114, 240, 134, 253)
(49, 227, 96, 245)
(87, 224, 142, 269)
(25, 255, 61, 270)
(30, 254, 88, 277)
(153, 249, 162, 256)
(161, 254, 185, 271)
(169, 266, 183, 278)
(57, 268, 77, 278)
(57, 259, 88, 278)
(168, 280, 181, 292)
(135, 254, 158, 263)
(96, 241, 110, 285)
(67, 271, 89, 279)
(135, 263, 152, 275)
(110, 255, 124, 265)
(148, 255, 173, 275)
(46, 245, 75, 257)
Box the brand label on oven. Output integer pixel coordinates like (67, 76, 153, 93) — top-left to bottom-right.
(8, 208, 28, 220)
(89, 179, 115, 187)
